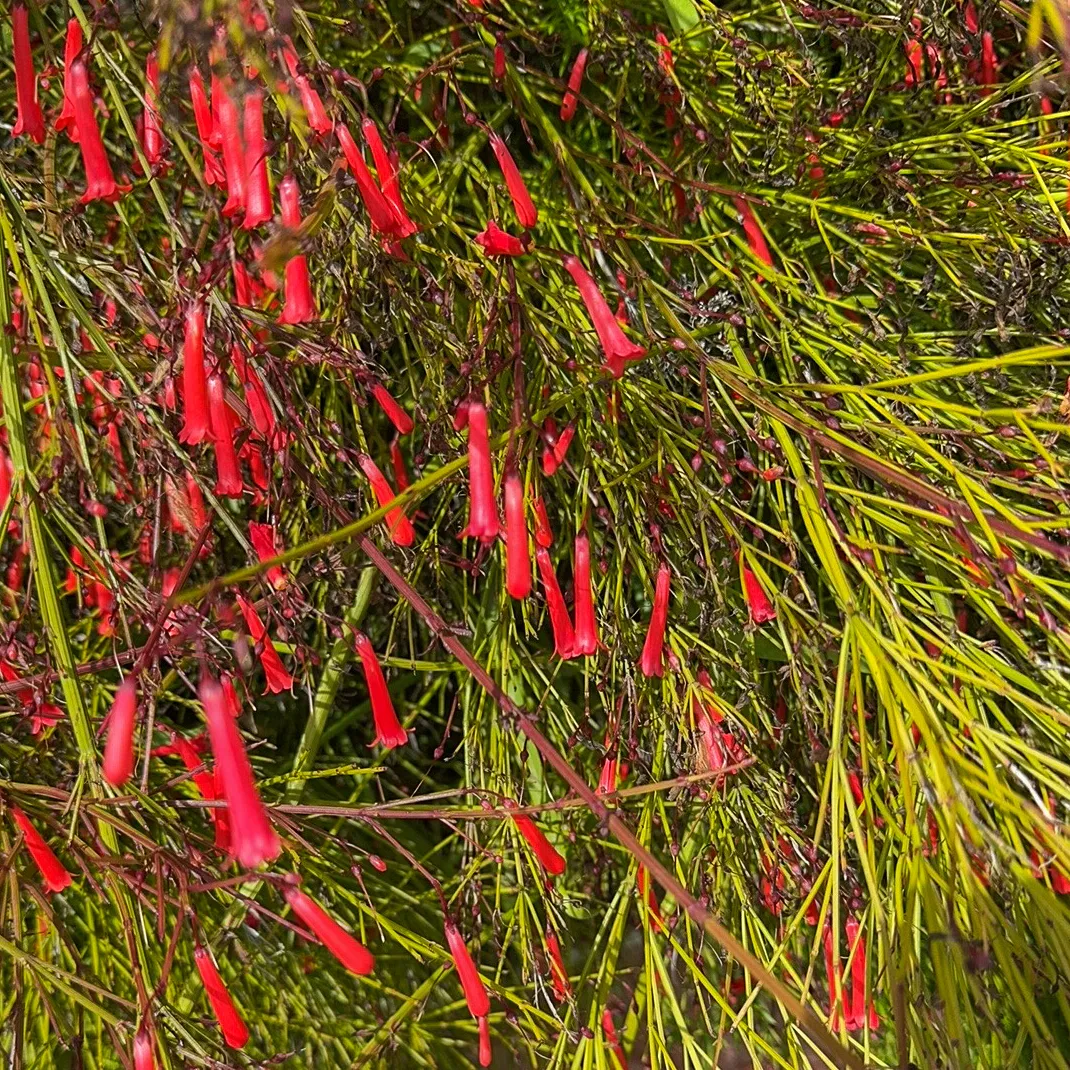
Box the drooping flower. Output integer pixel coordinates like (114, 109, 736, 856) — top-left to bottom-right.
(337, 123, 400, 236)
(353, 630, 407, 749)
(638, 563, 671, 677)
(545, 929, 571, 1000)
(464, 401, 498, 541)
(478, 1016, 492, 1068)
(189, 67, 225, 185)
(283, 883, 374, 974)
(563, 256, 646, 378)
(536, 547, 575, 659)
(532, 493, 553, 548)
(132, 1030, 155, 1070)
(390, 437, 410, 491)
(194, 944, 249, 1048)
(979, 31, 996, 92)
(732, 196, 774, 269)
(12, 5, 45, 144)
(278, 174, 316, 324)
(740, 559, 776, 624)
(102, 678, 139, 787)
(200, 674, 280, 868)
(541, 423, 574, 477)
(474, 220, 526, 257)
(488, 132, 538, 229)
(10, 806, 72, 893)
(70, 59, 126, 204)
(207, 374, 244, 499)
(571, 531, 598, 656)
(602, 1009, 627, 1070)
(357, 453, 415, 547)
(236, 595, 294, 694)
(153, 731, 230, 850)
(230, 344, 277, 445)
(904, 36, 923, 86)
(139, 52, 166, 168)
(636, 865, 666, 933)
(506, 800, 566, 876)
(560, 48, 589, 122)
(280, 38, 332, 135)
(503, 472, 531, 600)
(242, 88, 273, 229)
(55, 19, 82, 142)
(214, 77, 246, 218)
(178, 302, 210, 446)
(492, 42, 507, 82)
(444, 918, 491, 1018)
(822, 925, 849, 1031)
(248, 521, 287, 589)
(845, 916, 879, 1032)
(371, 383, 414, 435)
(362, 118, 418, 237)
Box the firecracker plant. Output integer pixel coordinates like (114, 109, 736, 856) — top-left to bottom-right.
(2, 0, 1070, 1066)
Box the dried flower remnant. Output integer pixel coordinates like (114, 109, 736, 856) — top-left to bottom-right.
(353, 630, 408, 749)
(283, 883, 374, 974)
(10, 807, 72, 893)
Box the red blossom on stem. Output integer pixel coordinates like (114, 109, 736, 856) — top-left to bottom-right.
(70, 59, 126, 204)
(637, 865, 666, 933)
(337, 123, 400, 237)
(564, 256, 646, 378)
(541, 423, 574, 476)
(231, 345, 277, 445)
(236, 595, 294, 694)
(207, 374, 244, 498)
(445, 918, 491, 1020)
(353, 630, 407, 750)
(10, 806, 72, 893)
(362, 117, 418, 237)
(358, 453, 415, 547)
(505, 800, 565, 876)
(733, 196, 774, 269)
(560, 48, 589, 122)
(740, 559, 776, 624)
(189, 68, 225, 185)
(242, 88, 273, 229)
(56, 19, 82, 142)
(845, 917, 879, 1031)
(572, 531, 598, 656)
(12, 5, 45, 144)
(283, 883, 374, 974)
(463, 401, 498, 541)
(488, 132, 538, 229)
(536, 546, 575, 658)
(278, 174, 317, 324)
(603, 1009, 627, 1070)
(215, 76, 246, 217)
(139, 52, 166, 168)
(178, 302, 210, 446)
(153, 731, 230, 849)
(194, 944, 249, 1047)
(102, 678, 139, 787)
(638, 563, 671, 677)
(371, 383, 414, 435)
(133, 1030, 155, 1070)
(545, 930, 571, 1000)
(200, 674, 280, 868)
(281, 38, 332, 135)
(503, 472, 531, 600)
(474, 220, 526, 257)
(532, 493, 553, 548)
(823, 925, 849, 1030)
(248, 521, 288, 590)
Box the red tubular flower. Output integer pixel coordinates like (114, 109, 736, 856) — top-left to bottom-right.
(445, 919, 490, 1017)
(536, 546, 575, 659)
(845, 917, 879, 1032)
(560, 48, 589, 122)
(464, 401, 498, 541)
(11, 806, 72, 893)
(231, 345, 276, 445)
(207, 374, 244, 498)
(242, 89, 273, 229)
(904, 38, 923, 86)
(353, 631, 407, 749)
(133, 1030, 155, 1070)
(741, 560, 776, 624)
(822, 926, 849, 1031)
(572, 531, 598, 656)
(636, 866, 666, 933)
(200, 674, 280, 868)
(140, 52, 165, 167)
(564, 256, 646, 377)
(371, 383, 414, 435)
(12, 5, 45, 144)
(503, 472, 531, 600)
(215, 78, 246, 217)
(248, 521, 288, 589)
(980, 31, 996, 92)
(70, 60, 125, 204)
(638, 563, 671, 677)
(964, 0, 979, 33)
(493, 43, 507, 82)
(602, 1009, 627, 1070)
(598, 753, 626, 794)
(178, 302, 210, 445)
(189, 68, 225, 185)
(390, 437, 410, 490)
(507, 801, 565, 876)
(541, 423, 575, 476)
(154, 731, 230, 849)
(236, 595, 294, 694)
(733, 197, 774, 269)
(358, 453, 415, 547)
(362, 118, 418, 237)
(281, 38, 331, 135)
(56, 19, 82, 142)
(278, 174, 317, 324)
(337, 123, 400, 236)
(545, 930, 571, 1000)
(194, 944, 249, 1048)
(474, 220, 526, 257)
(478, 1016, 492, 1068)
(532, 493, 553, 548)
(488, 132, 538, 229)
(102, 678, 139, 787)
(283, 884, 374, 974)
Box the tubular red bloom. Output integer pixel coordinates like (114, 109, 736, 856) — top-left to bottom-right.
(278, 174, 317, 324)
(493, 43, 507, 81)
(207, 374, 244, 498)
(337, 123, 400, 236)
(560, 48, 589, 122)
(140, 52, 165, 167)
(56, 19, 82, 142)
(572, 532, 598, 656)
(478, 1015, 492, 1067)
(488, 133, 538, 229)
(200, 674, 280, 868)
(178, 302, 210, 445)
(12, 5, 45, 144)
(133, 1030, 155, 1070)
(904, 38, 923, 86)
(189, 67, 225, 185)
(390, 437, 410, 490)
(284, 884, 374, 974)
(358, 453, 415, 547)
(281, 39, 331, 135)
(154, 731, 229, 849)
(564, 256, 646, 377)
(979, 31, 996, 92)
(741, 560, 776, 624)
(371, 383, 414, 435)
(11, 806, 72, 893)
(70, 60, 125, 204)
(964, 0, 979, 33)
(444, 919, 490, 1018)
(536, 546, 575, 659)
(638, 563, 671, 677)
(236, 596, 294, 694)
(822, 926, 849, 1031)
(503, 472, 531, 600)
(194, 945, 249, 1048)
(353, 630, 407, 749)
(602, 1009, 627, 1070)
(102, 678, 139, 787)
(242, 89, 273, 229)
(507, 802, 565, 876)
(474, 220, 526, 257)
(231, 344, 276, 444)
(532, 493, 553, 548)
(215, 78, 246, 218)
(845, 917, 879, 1032)
(464, 401, 498, 541)
(248, 521, 288, 589)
(362, 118, 418, 237)
(542, 424, 575, 476)
(545, 930, 571, 1000)
(598, 754, 626, 794)
(637, 866, 666, 933)
(732, 197, 774, 269)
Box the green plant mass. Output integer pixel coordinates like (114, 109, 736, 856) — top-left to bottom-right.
(2, 0, 1070, 1066)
